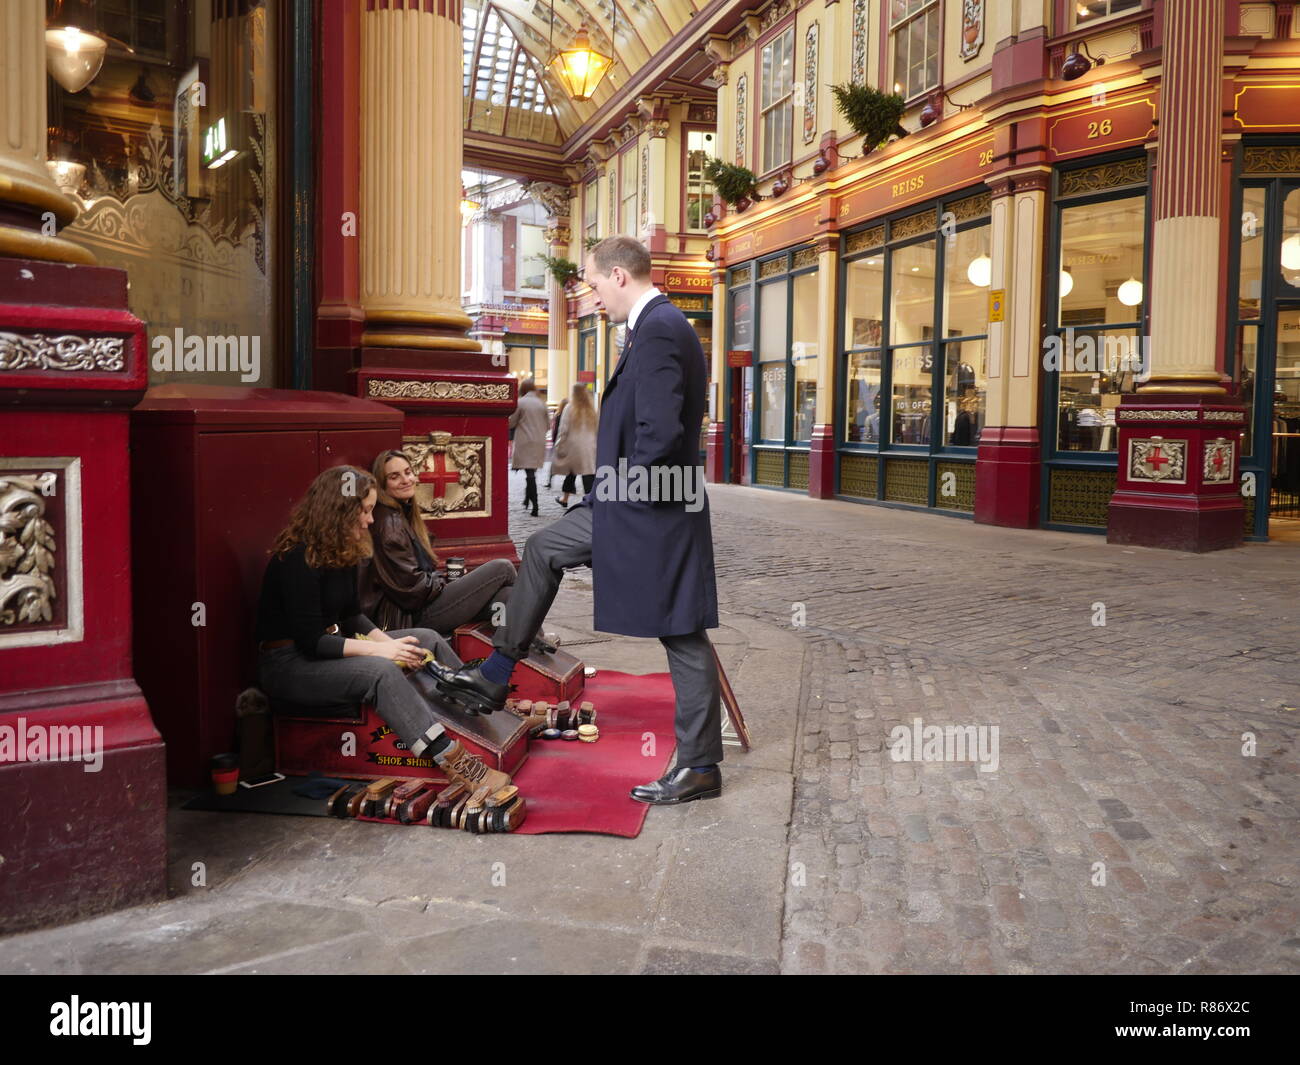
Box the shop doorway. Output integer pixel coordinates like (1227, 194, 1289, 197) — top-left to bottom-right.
(1234, 173, 1300, 539)
(1264, 303, 1300, 540)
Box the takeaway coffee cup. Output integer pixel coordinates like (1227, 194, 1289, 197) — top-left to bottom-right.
(211, 752, 239, 796)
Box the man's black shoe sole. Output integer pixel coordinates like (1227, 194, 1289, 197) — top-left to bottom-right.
(630, 787, 722, 806)
(431, 680, 504, 716)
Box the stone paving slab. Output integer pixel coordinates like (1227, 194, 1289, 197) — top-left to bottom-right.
(3, 470, 1297, 974)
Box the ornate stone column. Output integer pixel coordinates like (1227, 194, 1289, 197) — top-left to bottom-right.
(358, 0, 477, 351)
(704, 261, 728, 483)
(543, 217, 572, 406)
(527, 181, 573, 406)
(640, 97, 671, 253)
(352, 0, 517, 566)
(1108, 0, 1244, 551)
(808, 235, 838, 498)
(0, 0, 94, 265)
(975, 171, 1048, 528)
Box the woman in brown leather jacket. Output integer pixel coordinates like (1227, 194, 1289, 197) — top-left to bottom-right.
(360, 449, 517, 636)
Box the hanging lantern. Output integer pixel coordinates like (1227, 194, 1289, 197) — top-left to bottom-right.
(460, 192, 480, 225)
(45, 26, 108, 94)
(548, 25, 613, 102)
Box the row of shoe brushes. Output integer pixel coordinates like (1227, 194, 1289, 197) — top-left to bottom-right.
(506, 698, 599, 742)
(324, 777, 527, 833)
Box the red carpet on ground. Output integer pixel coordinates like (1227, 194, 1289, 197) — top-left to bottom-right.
(512, 670, 677, 836)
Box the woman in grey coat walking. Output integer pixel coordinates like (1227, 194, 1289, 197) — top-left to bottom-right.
(509, 377, 550, 516)
(554, 383, 598, 507)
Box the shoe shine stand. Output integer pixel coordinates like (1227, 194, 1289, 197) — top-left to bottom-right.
(272, 623, 586, 783)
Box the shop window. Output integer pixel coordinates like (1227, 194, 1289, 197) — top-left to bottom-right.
(941, 224, 990, 446)
(49, 0, 278, 386)
(844, 253, 885, 443)
(889, 0, 940, 101)
(585, 178, 599, 243)
(889, 240, 936, 444)
(620, 147, 637, 236)
(685, 129, 716, 232)
(758, 279, 789, 441)
(841, 204, 989, 452)
(517, 224, 547, 291)
(760, 27, 795, 176)
(1237, 186, 1267, 456)
(1072, 0, 1142, 28)
(792, 272, 819, 441)
(1053, 194, 1146, 453)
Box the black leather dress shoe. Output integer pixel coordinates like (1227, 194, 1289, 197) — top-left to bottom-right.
(423, 662, 508, 715)
(630, 765, 721, 805)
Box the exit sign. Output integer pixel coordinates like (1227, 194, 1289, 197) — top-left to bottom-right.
(202, 118, 237, 169)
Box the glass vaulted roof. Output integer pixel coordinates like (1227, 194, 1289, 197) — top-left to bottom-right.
(464, 0, 706, 143)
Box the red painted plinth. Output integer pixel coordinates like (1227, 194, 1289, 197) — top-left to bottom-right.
(354, 357, 520, 566)
(0, 258, 167, 932)
(974, 427, 1041, 528)
(808, 424, 836, 499)
(1107, 394, 1246, 552)
(704, 422, 726, 483)
(131, 386, 402, 787)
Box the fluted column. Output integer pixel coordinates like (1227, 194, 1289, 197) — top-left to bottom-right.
(0, 0, 94, 264)
(1141, 0, 1226, 394)
(359, 0, 477, 351)
(974, 171, 1048, 528)
(546, 268, 570, 403)
(808, 236, 838, 498)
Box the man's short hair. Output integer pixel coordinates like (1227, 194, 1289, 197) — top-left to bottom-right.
(588, 236, 651, 281)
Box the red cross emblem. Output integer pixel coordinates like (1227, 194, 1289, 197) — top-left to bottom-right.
(1146, 446, 1170, 473)
(1211, 447, 1226, 472)
(419, 451, 461, 499)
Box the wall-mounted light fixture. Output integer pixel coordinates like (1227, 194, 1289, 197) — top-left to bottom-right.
(1061, 39, 1105, 81)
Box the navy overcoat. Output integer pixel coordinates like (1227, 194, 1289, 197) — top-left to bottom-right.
(575, 293, 719, 637)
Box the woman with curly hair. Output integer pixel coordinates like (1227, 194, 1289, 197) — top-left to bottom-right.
(255, 465, 511, 793)
(360, 450, 517, 635)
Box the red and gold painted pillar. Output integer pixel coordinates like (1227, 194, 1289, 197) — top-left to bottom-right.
(348, 0, 517, 564)
(975, 169, 1049, 528)
(1108, 0, 1245, 551)
(0, 0, 166, 932)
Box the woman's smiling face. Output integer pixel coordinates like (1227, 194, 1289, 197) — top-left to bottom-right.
(384, 455, 418, 501)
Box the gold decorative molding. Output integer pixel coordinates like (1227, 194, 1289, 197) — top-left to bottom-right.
(948, 191, 992, 222)
(1127, 436, 1187, 484)
(1059, 158, 1148, 197)
(401, 432, 490, 519)
(793, 246, 818, 269)
(368, 379, 512, 402)
(1242, 146, 1300, 175)
(0, 332, 126, 372)
(0, 474, 56, 626)
(845, 225, 884, 254)
(1203, 438, 1235, 483)
(1116, 409, 1198, 421)
(891, 209, 937, 241)
(1204, 410, 1246, 422)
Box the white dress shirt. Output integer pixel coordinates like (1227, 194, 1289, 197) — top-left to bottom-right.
(627, 286, 663, 331)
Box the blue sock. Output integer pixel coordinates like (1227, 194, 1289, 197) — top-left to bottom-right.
(689, 764, 717, 773)
(478, 651, 517, 686)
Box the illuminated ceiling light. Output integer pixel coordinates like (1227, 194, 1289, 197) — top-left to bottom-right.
(45, 26, 108, 93)
(461, 192, 481, 225)
(45, 158, 85, 196)
(1281, 234, 1300, 271)
(1116, 277, 1143, 307)
(1059, 268, 1074, 297)
(966, 254, 992, 288)
(546, 0, 615, 102)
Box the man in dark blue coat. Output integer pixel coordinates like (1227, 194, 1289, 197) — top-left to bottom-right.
(437, 236, 724, 805)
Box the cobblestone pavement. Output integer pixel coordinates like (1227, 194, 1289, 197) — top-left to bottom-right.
(511, 468, 1300, 974)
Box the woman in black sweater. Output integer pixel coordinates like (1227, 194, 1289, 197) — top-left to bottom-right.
(255, 465, 510, 794)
